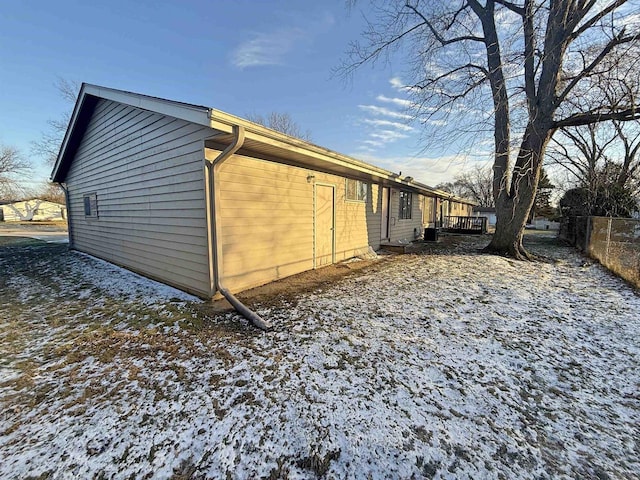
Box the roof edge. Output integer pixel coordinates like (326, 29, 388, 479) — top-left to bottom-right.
(50, 83, 476, 206)
(51, 83, 211, 182)
(208, 109, 476, 205)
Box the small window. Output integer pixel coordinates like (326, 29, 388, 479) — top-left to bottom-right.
(84, 193, 98, 218)
(345, 179, 367, 202)
(399, 191, 412, 219)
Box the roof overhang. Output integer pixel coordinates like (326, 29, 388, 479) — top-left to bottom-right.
(51, 83, 212, 183)
(205, 109, 476, 203)
(50, 83, 476, 206)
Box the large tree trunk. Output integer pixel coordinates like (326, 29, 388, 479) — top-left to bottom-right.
(485, 124, 552, 259)
(486, 193, 534, 259)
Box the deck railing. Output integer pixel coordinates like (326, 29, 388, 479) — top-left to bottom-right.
(440, 216, 487, 234)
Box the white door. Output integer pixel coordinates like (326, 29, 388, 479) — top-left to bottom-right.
(381, 187, 390, 240)
(315, 185, 335, 267)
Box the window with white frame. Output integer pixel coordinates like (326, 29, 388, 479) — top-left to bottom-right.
(345, 179, 367, 202)
(399, 191, 412, 219)
(83, 193, 98, 218)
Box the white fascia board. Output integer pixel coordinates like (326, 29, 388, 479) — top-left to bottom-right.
(51, 83, 213, 182)
(83, 84, 211, 126)
(208, 109, 435, 192)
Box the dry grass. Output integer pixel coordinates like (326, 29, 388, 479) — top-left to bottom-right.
(0, 236, 46, 247)
(2, 233, 639, 479)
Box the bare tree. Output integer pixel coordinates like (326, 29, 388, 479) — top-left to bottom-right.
(437, 164, 494, 207)
(31, 78, 80, 165)
(29, 181, 66, 204)
(340, 1, 640, 259)
(455, 164, 494, 207)
(548, 123, 616, 191)
(436, 179, 473, 200)
(0, 144, 31, 199)
(549, 120, 640, 195)
(246, 112, 312, 141)
(611, 120, 640, 190)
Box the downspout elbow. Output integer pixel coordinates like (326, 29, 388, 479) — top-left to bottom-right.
(209, 125, 271, 331)
(219, 287, 271, 331)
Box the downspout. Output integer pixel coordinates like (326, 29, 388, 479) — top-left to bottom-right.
(206, 125, 271, 331)
(59, 183, 74, 248)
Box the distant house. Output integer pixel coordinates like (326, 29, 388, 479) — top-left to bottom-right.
(0, 199, 66, 222)
(51, 84, 474, 299)
(473, 206, 497, 227)
(532, 217, 560, 231)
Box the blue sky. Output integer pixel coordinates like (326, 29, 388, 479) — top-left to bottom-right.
(0, 0, 480, 190)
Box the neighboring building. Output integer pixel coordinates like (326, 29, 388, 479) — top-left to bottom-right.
(532, 217, 560, 231)
(51, 84, 474, 298)
(0, 199, 66, 222)
(473, 206, 497, 227)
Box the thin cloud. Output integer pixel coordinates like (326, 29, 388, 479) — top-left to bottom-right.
(361, 140, 384, 148)
(389, 77, 405, 91)
(370, 130, 410, 142)
(389, 76, 421, 94)
(361, 118, 414, 131)
(230, 11, 335, 69)
(354, 153, 479, 186)
(355, 78, 419, 152)
(376, 94, 413, 108)
(358, 104, 412, 120)
(231, 28, 302, 68)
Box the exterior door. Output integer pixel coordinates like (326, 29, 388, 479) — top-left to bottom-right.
(381, 187, 390, 240)
(314, 184, 335, 267)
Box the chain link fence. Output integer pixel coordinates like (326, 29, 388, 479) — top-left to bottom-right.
(561, 216, 640, 288)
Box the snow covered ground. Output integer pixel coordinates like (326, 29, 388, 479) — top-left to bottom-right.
(1, 234, 639, 479)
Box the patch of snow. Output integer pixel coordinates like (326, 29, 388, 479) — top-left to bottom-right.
(71, 251, 199, 303)
(1, 235, 639, 479)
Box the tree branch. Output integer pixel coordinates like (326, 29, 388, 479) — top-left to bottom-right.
(425, 62, 489, 84)
(555, 30, 640, 107)
(340, 20, 429, 74)
(494, 0, 525, 15)
(553, 106, 640, 128)
(404, 3, 484, 45)
(569, 0, 628, 41)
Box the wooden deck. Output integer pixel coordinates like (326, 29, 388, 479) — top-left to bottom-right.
(440, 216, 488, 234)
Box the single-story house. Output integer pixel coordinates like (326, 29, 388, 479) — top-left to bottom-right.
(51, 84, 474, 304)
(0, 199, 66, 222)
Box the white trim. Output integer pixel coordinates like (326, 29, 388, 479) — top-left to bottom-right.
(83, 84, 210, 126)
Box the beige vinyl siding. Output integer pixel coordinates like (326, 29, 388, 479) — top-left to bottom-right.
(459, 202, 473, 216)
(65, 98, 212, 297)
(388, 189, 424, 242)
(214, 152, 382, 293)
(450, 201, 470, 217)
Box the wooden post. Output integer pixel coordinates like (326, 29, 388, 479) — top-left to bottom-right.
(605, 217, 612, 265)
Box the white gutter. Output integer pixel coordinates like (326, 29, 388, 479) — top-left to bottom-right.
(206, 125, 271, 331)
